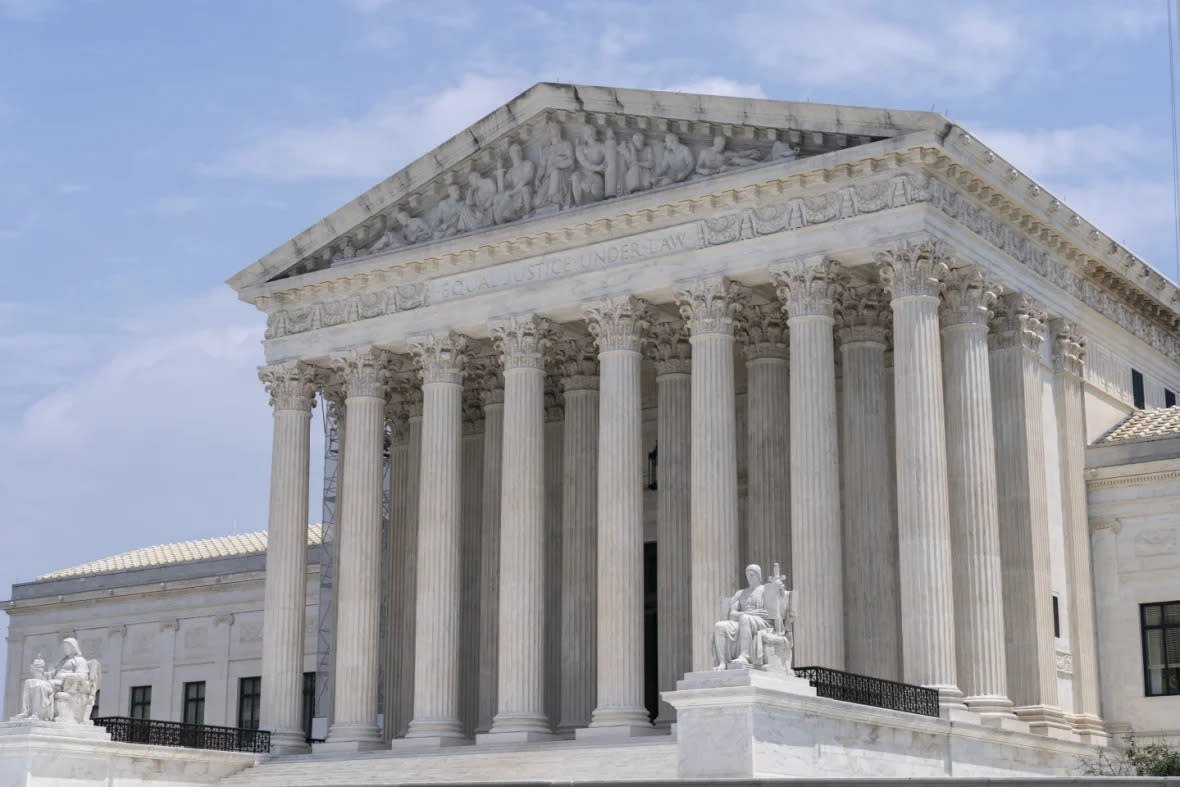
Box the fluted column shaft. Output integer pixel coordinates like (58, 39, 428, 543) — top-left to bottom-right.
(740, 304, 791, 575)
(989, 295, 1066, 734)
(1051, 321, 1107, 743)
(460, 409, 484, 737)
(838, 294, 900, 681)
(383, 405, 409, 744)
(878, 241, 961, 705)
(583, 297, 651, 734)
(675, 279, 742, 671)
(407, 333, 468, 742)
(488, 317, 553, 740)
(328, 350, 391, 748)
(772, 258, 844, 669)
(393, 411, 422, 738)
(476, 384, 503, 734)
(557, 338, 599, 732)
(646, 321, 692, 724)
(941, 271, 1011, 716)
(259, 362, 318, 753)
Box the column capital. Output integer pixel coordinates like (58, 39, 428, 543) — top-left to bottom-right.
(876, 237, 949, 301)
(389, 373, 425, 419)
(583, 295, 651, 353)
(331, 347, 397, 399)
(837, 285, 890, 345)
(941, 266, 1002, 328)
(1051, 318, 1086, 377)
(988, 293, 1047, 353)
(463, 385, 486, 434)
(553, 334, 600, 392)
(260, 361, 323, 412)
(491, 315, 554, 371)
(467, 356, 506, 406)
(674, 276, 746, 336)
(770, 255, 846, 319)
(545, 376, 565, 422)
(410, 332, 470, 385)
(738, 303, 789, 360)
(645, 318, 692, 375)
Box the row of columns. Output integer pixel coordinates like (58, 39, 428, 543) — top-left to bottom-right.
(258, 235, 1105, 752)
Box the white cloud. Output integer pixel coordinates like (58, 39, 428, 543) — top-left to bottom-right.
(206, 74, 524, 181)
(665, 78, 766, 100)
(966, 124, 1159, 181)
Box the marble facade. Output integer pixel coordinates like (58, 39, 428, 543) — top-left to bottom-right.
(231, 83, 1180, 768)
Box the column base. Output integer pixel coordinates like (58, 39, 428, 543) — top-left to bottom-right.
(963, 694, 1017, 719)
(980, 715, 1031, 733)
(476, 730, 556, 745)
(1014, 704, 1073, 739)
(927, 683, 967, 712)
(390, 735, 470, 750)
(268, 728, 311, 754)
(320, 721, 382, 752)
(1068, 713, 1110, 745)
(575, 724, 666, 741)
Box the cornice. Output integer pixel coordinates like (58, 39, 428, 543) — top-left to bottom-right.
(248, 142, 1180, 366)
(1086, 469, 1180, 490)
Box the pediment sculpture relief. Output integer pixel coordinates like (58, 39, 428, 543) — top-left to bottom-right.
(303, 118, 813, 275)
(712, 562, 796, 674)
(10, 637, 102, 725)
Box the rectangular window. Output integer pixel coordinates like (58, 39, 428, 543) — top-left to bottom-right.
(1132, 369, 1146, 409)
(302, 672, 316, 741)
(129, 685, 152, 720)
(238, 676, 261, 730)
(1167, 389, 1177, 408)
(1052, 595, 1061, 638)
(1141, 601, 1180, 697)
(183, 681, 205, 726)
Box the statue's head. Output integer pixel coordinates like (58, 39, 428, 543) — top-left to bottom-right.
(712, 135, 726, 152)
(632, 132, 645, 148)
(582, 126, 598, 143)
(508, 143, 523, 162)
(62, 637, 80, 657)
(396, 210, 411, 226)
(604, 127, 616, 142)
(745, 564, 763, 586)
(447, 183, 461, 200)
(467, 171, 480, 186)
(664, 133, 678, 149)
(31, 657, 45, 673)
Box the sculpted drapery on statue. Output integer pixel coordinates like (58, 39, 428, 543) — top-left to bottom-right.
(712, 564, 795, 673)
(11, 638, 101, 725)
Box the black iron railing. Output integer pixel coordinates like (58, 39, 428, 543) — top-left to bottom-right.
(94, 717, 270, 753)
(792, 666, 940, 717)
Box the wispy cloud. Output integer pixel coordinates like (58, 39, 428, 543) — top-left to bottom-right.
(148, 195, 200, 216)
(665, 78, 766, 100)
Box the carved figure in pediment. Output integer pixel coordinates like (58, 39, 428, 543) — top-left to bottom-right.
(465, 171, 497, 230)
(571, 126, 607, 206)
(397, 210, 432, 245)
(333, 239, 357, 262)
(434, 183, 467, 238)
(492, 143, 535, 225)
(534, 123, 575, 211)
(370, 220, 406, 252)
(602, 127, 622, 197)
(655, 132, 694, 186)
(620, 132, 654, 194)
(697, 135, 763, 176)
(771, 139, 800, 161)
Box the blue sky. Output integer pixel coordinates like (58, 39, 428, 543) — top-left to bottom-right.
(0, 0, 1175, 687)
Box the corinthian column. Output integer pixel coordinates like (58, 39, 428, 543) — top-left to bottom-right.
(645, 319, 691, 724)
(404, 332, 469, 745)
(738, 303, 791, 577)
(770, 257, 844, 669)
(676, 277, 743, 672)
(483, 317, 554, 742)
(579, 296, 656, 738)
(838, 287, 900, 681)
(259, 361, 320, 753)
(392, 386, 423, 738)
(474, 362, 504, 735)
(989, 294, 1067, 736)
(325, 348, 393, 750)
(555, 335, 600, 733)
(1051, 320, 1107, 743)
(940, 269, 1013, 719)
(877, 239, 961, 708)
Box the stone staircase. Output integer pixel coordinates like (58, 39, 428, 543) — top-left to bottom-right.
(216, 737, 678, 785)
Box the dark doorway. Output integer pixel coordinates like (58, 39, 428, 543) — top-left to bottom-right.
(644, 541, 659, 720)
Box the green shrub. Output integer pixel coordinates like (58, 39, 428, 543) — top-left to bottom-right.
(1081, 736, 1180, 776)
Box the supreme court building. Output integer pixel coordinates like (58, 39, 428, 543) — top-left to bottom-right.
(218, 84, 1180, 772)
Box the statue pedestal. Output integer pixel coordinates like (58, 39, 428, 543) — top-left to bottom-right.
(662, 669, 1098, 780)
(0, 720, 258, 786)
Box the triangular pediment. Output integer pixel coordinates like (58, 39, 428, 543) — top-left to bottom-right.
(227, 83, 947, 292)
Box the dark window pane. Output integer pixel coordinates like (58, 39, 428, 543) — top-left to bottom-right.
(1167, 389, 1177, 408)
(1132, 369, 1145, 409)
(1142, 600, 1180, 696)
(1145, 604, 1162, 626)
(130, 685, 152, 720)
(238, 677, 261, 730)
(183, 681, 205, 725)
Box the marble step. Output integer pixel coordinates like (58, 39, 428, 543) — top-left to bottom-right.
(217, 737, 677, 786)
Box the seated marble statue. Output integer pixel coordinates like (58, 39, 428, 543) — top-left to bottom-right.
(713, 563, 795, 673)
(10, 638, 101, 724)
